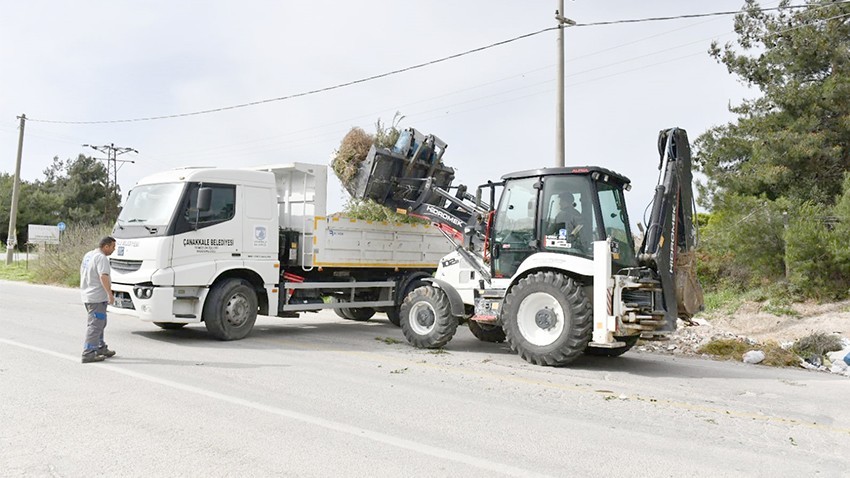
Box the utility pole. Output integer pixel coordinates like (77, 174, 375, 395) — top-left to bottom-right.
(5, 114, 26, 265)
(83, 143, 137, 218)
(555, 1, 575, 168)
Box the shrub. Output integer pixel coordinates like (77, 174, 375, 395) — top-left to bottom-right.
(785, 202, 850, 300)
(697, 195, 789, 289)
(31, 223, 112, 286)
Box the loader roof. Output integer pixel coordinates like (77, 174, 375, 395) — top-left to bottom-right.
(501, 166, 630, 185)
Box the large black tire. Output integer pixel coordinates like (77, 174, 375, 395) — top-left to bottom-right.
(153, 322, 187, 330)
(584, 335, 639, 357)
(468, 320, 507, 343)
(340, 307, 376, 321)
(502, 271, 592, 366)
(399, 285, 458, 349)
(385, 308, 402, 327)
(203, 279, 258, 341)
(385, 278, 429, 327)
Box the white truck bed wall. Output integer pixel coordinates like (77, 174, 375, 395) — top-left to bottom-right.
(308, 216, 454, 268)
(254, 163, 327, 235)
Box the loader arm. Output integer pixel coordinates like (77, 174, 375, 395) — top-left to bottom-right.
(638, 128, 704, 329)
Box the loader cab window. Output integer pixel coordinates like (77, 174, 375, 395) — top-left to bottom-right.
(491, 177, 538, 278)
(170, 183, 236, 235)
(596, 182, 637, 267)
(540, 176, 596, 259)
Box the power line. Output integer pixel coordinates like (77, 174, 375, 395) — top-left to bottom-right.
(25, 1, 850, 126)
(572, 1, 850, 27)
(27, 26, 559, 125)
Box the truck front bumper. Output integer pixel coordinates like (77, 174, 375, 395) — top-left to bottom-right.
(110, 283, 207, 324)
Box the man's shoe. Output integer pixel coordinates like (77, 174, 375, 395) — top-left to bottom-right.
(82, 354, 106, 364)
(97, 348, 116, 358)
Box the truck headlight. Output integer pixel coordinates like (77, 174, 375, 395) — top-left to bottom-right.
(133, 286, 153, 299)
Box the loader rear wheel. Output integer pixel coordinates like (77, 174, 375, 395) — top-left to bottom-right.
(400, 285, 458, 349)
(468, 320, 506, 343)
(502, 271, 592, 366)
(584, 335, 639, 357)
(203, 279, 258, 341)
(153, 322, 186, 330)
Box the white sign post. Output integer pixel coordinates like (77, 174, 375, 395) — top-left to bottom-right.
(28, 224, 60, 245)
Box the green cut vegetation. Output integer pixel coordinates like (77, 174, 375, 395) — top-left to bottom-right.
(698, 338, 800, 367)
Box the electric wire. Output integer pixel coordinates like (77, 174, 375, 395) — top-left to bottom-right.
(25, 1, 850, 125)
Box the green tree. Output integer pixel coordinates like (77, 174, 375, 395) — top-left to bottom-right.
(694, 1, 850, 294)
(1, 154, 119, 248)
(696, 0, 850, 208)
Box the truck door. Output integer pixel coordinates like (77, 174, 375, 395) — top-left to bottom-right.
(490, 177, 539, 278)
(170, 182, 240, 284)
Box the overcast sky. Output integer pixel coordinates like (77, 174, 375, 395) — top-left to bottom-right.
(0, 1, 771, 225)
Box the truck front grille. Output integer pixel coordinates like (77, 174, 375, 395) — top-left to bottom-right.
(110, 259, 143, 273)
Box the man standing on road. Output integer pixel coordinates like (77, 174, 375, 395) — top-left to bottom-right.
(80, 236, 117, 363)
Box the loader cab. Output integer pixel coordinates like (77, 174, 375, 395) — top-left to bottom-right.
(490, 167, 636, 278)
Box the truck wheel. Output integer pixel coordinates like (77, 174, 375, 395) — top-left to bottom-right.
(341, 307, 376, 321)
(502, 271, 592, 366)
(584, 335, 639, 357)
(203, 279, 258, 341)
(153, 322, 186, 330)
(400, 285, 458, 349)
(385, 308, 401, 327)
(468, 320, 506, 343)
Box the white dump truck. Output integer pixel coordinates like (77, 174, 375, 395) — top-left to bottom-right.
(108, 162, 453, 340)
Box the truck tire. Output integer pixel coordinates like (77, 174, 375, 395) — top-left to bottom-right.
(385, 308, 402, 327)
(502, 271, 592, 366)
(340, 307, 376, 321)
(584, 335, 639, 357)
(400, 285, 458, 349)
(203, 279, 258, 341)
(153, 322, 186, 330)
(468, 320, 506, 343)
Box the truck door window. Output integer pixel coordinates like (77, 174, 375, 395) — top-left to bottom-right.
(492, 177, 537, 278)
(174, 183, 236, 233)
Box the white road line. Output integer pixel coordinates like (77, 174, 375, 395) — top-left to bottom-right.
(1, 337, 552, 478)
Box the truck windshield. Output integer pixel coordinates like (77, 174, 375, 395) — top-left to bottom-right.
(117, 183, 184, 228)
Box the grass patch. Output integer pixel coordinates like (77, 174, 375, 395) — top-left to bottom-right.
(0, 261, 37, 282)
(698, 338, 799, 367)
(702, 289, 744, 314)
(428, 348, 449, 355)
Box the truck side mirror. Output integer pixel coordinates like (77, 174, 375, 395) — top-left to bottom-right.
(197, 187, 213, 212)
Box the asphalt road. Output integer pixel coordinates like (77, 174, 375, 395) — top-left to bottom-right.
(2, 280, 849, 477)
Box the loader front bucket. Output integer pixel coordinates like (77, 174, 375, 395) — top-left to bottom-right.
(345, 141, 455, 212)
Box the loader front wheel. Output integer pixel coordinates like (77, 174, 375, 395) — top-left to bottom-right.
(502, 272, 592, 366)
(468, 320, 506, 343)
(203, 279, 258, 341)
(400, 286, 458, 349)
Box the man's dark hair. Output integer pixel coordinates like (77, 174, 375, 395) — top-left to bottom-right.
(99, 236, 116, 248)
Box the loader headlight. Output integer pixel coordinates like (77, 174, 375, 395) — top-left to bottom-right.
(133, 286, 154, 299)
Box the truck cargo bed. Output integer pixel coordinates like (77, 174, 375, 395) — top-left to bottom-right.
(308, 216, 453, 268)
